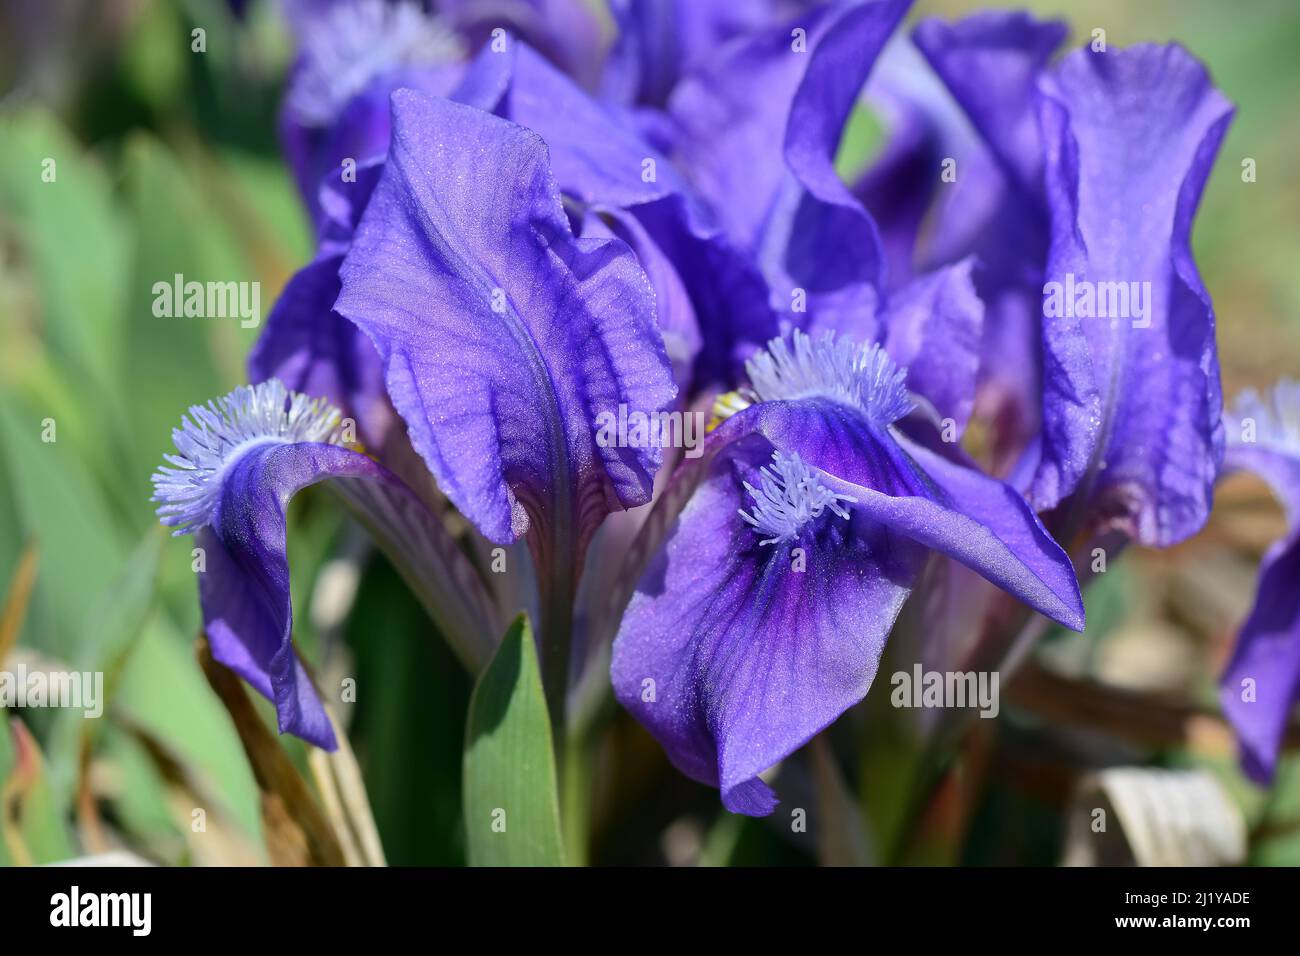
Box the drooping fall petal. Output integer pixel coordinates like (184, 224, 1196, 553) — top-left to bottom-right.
(613, 333, 1082, 813)
(153, 380, 496, 748)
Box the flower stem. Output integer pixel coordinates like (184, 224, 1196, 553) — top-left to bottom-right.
(539, 548, 579, 862)
(562, 728, 592, 866)
(540, 569, 573, 756)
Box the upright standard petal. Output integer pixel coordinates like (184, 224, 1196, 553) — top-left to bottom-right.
(911, 12, 1067, 479)
(668, 0, 910, 336)
(912, 11, 1067, 190)
(334, 92, 675, 572)
(602, 0, 780, 108)
(613, 333, 1082, 813)
(1032, 45, 1234, 545)
(878, 258, 983, 434)
(1220, 382, 1300, 782)
(437, 0, 607, 89)
(581, 207, 702, 383)
(851, 37, 986, 291)
(453, 39, 779, 391)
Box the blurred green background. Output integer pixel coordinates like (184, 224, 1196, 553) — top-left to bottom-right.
(1, 0, 1298, 866)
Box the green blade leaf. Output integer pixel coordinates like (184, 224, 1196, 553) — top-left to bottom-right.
(0, 392, 128, 663)
(42, 530, 163, 807)
(463, 615, 564, 867)
(0, 110, 130, 394)
(0, 712, 75, 865)
(115, 616, 264, 847)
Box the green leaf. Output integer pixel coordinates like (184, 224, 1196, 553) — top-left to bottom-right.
(463, 615, 564, 866)
(114, 614, 264, 849)
(0, 712, 75, 865)
(347, 557, 471, 866)
(0, 110, 130, 394)
(0, 392, 128, 663)
(116, 131, 250, 476)
(833, 102, 886, 183)
(216, 148, 314, 267)
(42, 531, 163, 806)
(121, 0, 186, 114)
(95, 724, 184, 862)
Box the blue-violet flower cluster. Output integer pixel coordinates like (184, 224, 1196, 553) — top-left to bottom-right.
(152, 0, 1291, 812)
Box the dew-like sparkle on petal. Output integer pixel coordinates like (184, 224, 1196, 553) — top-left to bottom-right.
(151, 380, 345, 535)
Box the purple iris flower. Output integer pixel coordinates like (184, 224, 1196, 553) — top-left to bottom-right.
(151, 380, 498, 748)
(1220, 382, 1300, 783)
(332, 91, 676, 664)
(279, 0, 603, 223)
(151, 0, 1248, 827)
(156, 90, 673, 747)
(911, 14, 1234, 547)
(611, 331, 1084, 815)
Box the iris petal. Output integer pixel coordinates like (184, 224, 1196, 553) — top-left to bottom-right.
(669, 0, 911, 336)
(454, 39, 778, 391)
(878, 258, 983, 434)
(1220, 531, 1300, 783)
(1220, 382, 1300, 782)
(250, 162, 390, 448)
(613, 335, 1083, 813)
(154, 381, 496, 748)
(602, 0, 778, 108)
(612, 438, 923, 814)
(1032, 45, 1234, 544)
(913, 12, 1067, 190)
(911, 12, 1068, 478)
(730, 399, 1085, 629)
(334, 92, 676, 570)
